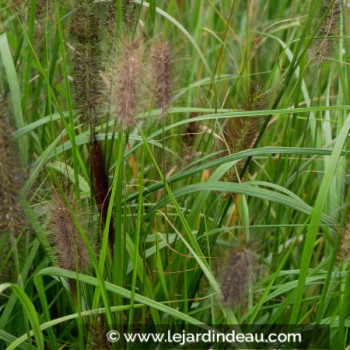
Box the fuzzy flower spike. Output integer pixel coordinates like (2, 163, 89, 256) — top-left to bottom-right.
(73, 0, 102, 127)
(0, 102, 25, 281)
(49, 186, 90, 272)
(110, 40, 144, 129)
(152, 40, 173, 119)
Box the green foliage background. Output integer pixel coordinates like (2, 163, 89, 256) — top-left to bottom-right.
(0, 0, 350, 349)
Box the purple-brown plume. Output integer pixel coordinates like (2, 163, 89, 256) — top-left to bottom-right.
(90, 136, 115, 249)
(152, 40, 173, 119)
(222, 88, 266, 182)
(336, 210, 350, 266)
(72, 0, 102, 127)
(49, 186, 90, 271)
(89, 316, 112, 350)
(221, 248, 252, 306)
(110, 40, 144, 128)
(0, 102, 25, 281)
(311, 0, 342, 64)
(105, 0, 137, 38)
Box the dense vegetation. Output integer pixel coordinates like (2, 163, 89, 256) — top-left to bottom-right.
(0, 0, 349, 349)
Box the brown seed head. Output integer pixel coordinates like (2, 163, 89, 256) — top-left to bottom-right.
(49, 186, 90, 271)
(89, 137, 115, 249)
(221, 248, 252, 306)
(111, 40, 144, 128)
(90, 137, 110, 223)
(105, 0, 137, 38)
(89, 316, 112, 350)
(222, 88, 266, 182)
(0, 102, 25, 281)
(336, 210, 350, 266)
(152, 40, 173, 118)
(0, 106, 24, 239)
(311, 0, 342, 64)
(72, 0, 103, 127)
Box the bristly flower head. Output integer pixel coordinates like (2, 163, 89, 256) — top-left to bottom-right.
(222, 86, 266, 182)
(0, 105, 24, 237)
(90, 137, 110, 224)
(336, 210, 350, 266)
(152, 40, 173, 118)
(49, 185, 90, 272)
(0, 101, 25, 281)
(221, 248, 253, 306)
(311, 0, 342, 64)
(109, 39, 144, 129)
(105, 0, 137, 39)
(89, 136, 115, 250)
(89, 316, 112, 350)
(72, 0, 102, 127)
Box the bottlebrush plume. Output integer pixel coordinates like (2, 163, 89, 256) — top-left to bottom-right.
(89, 316, 112, 350)
(90, 137, 110, 224)
(227, 117, 258, 154)
(152, 40, 173, 119)
(0, 106, 24, 236)
(72, 0, 102, 127)
(90, 136, 115, 249)
(0, 102, 25, 281)
(49, 186, 90, 271)
(109, 40, 144, 128)
(105, 0, 137, 38)
(311, 0, 342, 64)
(336, 210, 350, 265)
(222, 88, 266, 182)
(221, 248, 252, 305)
